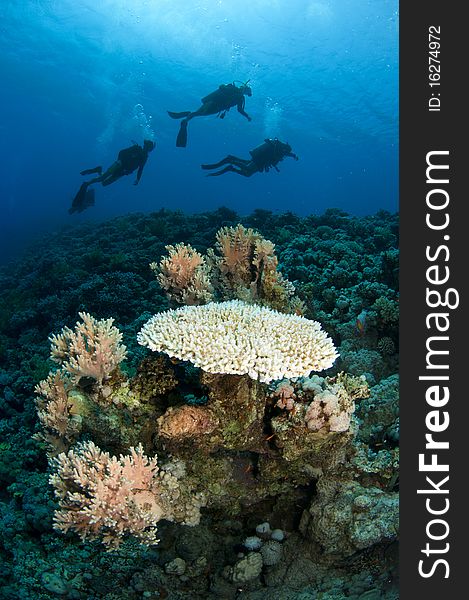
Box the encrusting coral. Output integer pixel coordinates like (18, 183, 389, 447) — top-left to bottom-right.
(137, 300, 338, 383)
(299, 477, 399, 556)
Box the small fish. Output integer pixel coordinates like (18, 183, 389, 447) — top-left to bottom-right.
(356, 310, 367, 336)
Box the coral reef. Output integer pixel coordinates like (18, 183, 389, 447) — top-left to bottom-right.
(0, 208, 399, 599)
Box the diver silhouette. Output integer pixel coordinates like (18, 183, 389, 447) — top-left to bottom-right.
(69, 139, 156, 215)
(168, 81, 252, 147)
(201, 138, 298, 177)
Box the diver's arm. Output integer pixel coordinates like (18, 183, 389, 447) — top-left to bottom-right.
(134, 157, 148, 185)
(237, 99, 252, 121)
(286, 152, 299, 161)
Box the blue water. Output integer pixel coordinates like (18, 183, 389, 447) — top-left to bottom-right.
(0, 0, 398, 262)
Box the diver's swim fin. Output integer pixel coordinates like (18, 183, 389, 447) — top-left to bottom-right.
(80, 166, 102, 176)
(168, 111, 191, 119)
(69, 182, 92, 215)
(176, 120, 188, 148)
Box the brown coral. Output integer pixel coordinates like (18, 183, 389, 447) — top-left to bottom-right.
(211, 225, 296, 311)
(158, 405, 218, 443)
(213, 224, 259, 290)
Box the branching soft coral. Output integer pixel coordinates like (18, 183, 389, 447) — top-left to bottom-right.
(212, 224, 258, 291)
(50, 441, 205, 550)
(49, 312, 127, 385)
(34, 371, 81, 456)
(150, 243, 213, 305)
(153, 224, 302, 313)
(50, 441, 164, 549)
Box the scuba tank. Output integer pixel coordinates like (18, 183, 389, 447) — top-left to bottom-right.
(201, 82, 244, 105)
(118, 144, 144, 172)
(249, 139, 283, 171)
(201, 85, 234, 118)
(201, 85, 229, 105)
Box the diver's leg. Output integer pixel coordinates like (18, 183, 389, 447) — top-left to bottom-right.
(176, 104, 218, 147)
(205, 165, 237, 177)
(229, 165, 256, 177)
(229, 157, 251, 168)
(80, 166, 103, 176)
(187, 103, 217, 120)
(101, 172, 123, 186)
(201, 155, 241, 170)
(210, 163, 258, 177)
(242, 162, 259, 177)
(85, 161, 116, 184)
(167, 110, 191, 119)
(168, 102, 214, 120)
(86, 175, 103, 185)
(92, 162, 123, 186)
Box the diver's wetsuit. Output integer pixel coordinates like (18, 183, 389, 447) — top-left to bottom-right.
(201, 139, 298, 177)
(70, 141, 155, 215)
(82, 144, 152, 187)
(168, 83, 252, 147)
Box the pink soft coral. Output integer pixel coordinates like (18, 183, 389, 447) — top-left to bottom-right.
(34, 371, 81, 456)
(49, 441, 205, 550)
(49, 312, 127, 385)
(151, 243, 213, 305)
(50, 441, 166, 549)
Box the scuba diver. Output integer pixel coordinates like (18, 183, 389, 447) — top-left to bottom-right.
(168, 81, 252, 147)
(201, 138, 298, 177)
(69, 139, 156, 215)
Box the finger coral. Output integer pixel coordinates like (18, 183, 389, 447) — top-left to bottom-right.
(49, 312, 127, 385)
(137, 300, 338, 383)
(49, 441, 205, 550)
(304, 390, 353, 433)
